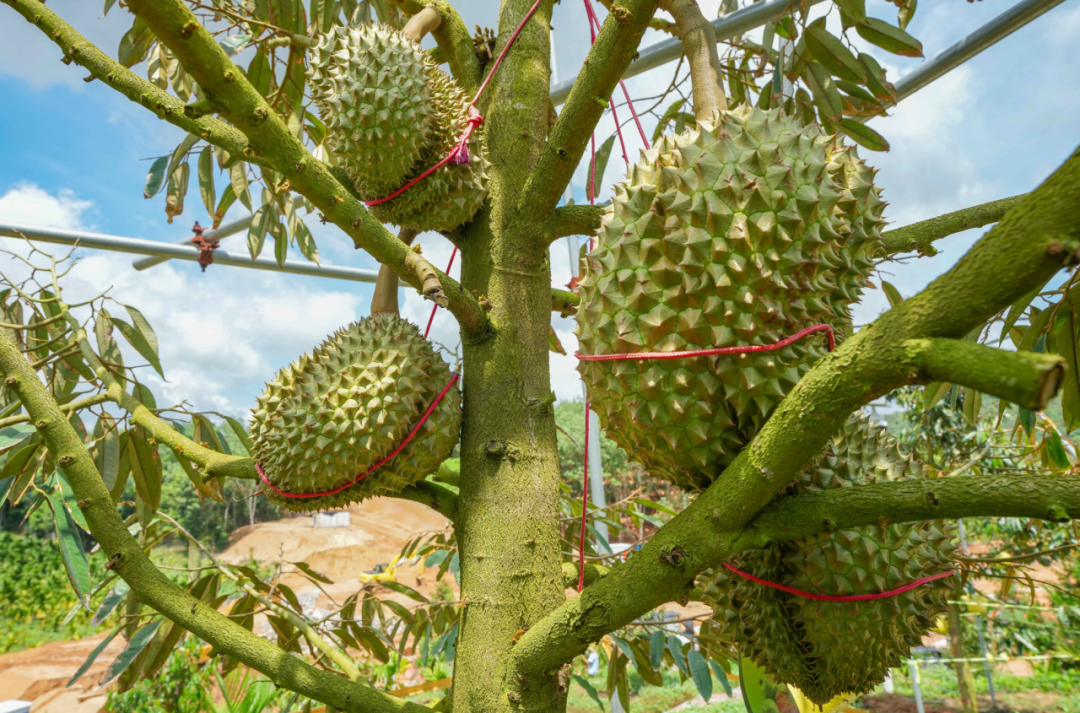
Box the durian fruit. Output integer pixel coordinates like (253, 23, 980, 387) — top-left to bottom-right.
(701, 413, 956, 704)
(364, 68, 491, 233)
(575, 106, 885, 490)
(308, 24, 436, 196)
(251, 314, 461, 512)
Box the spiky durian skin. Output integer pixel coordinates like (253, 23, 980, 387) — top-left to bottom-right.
(308, 24, 434, 195)
(251, 314, 461, 512)
(575, 106, 885, 490)
(702, 414, 955, 704)
(363, 67, 490, 232)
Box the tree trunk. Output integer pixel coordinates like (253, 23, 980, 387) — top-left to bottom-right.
(948, 600, 979, 713)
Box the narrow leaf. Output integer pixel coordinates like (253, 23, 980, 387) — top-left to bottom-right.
(856, 18, 924, 57)
(100, 621, 163, 686)
(573, 674, 605, 712)
(230, 162, 253, 211)
(68, 626, 123, 687)
(804, 26, 865, 83)
(587, 135, 616, 203)
(688, 649, 713, 703)
(111, 317, 164, 377)
(143, 156, 168, 199)
(223, 416, 254, 455)
(197, 146, 216, 217)
(923, 382, 952, 411)
(56, 472, 90, 534)
(838, 117, 889, 152)
(881, 280, 903, 307)
(92, 583, 131, 626)
(650, 629, 665, 670)
(44, 487, 93, 608)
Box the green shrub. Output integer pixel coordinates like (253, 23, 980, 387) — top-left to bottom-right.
(105, 637, 212, 713)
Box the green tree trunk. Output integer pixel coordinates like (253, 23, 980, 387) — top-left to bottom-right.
(948, 600, 979, 713)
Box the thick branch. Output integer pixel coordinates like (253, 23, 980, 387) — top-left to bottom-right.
(0, 332, 427, 713)
(518, 0, 661, 217)
(737, 473, 1080, 551)
(902, 338, 1064, 411)
(551, 288, 580, 316)
(1, 0, 260, 166)
(509, 146, 1080, 681)
(547, 204, 605, 243)
(0, 392, 110, 429)
(882, 194, 1029, 257)
(665, 0, 727, 120)
(389, 0, 482, 94)
(120, 0, 490, 342)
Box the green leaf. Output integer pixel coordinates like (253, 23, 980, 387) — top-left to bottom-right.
(897, 0, 917, 30)
(165, 161, 190, 224)
(1045, 428, 1070, 468)
(292, 561, 334, 584)
(923, 382, 952, 411)
(710, 659, 734, 696)
(379, 579, 427, 601)
(832, 0, 866, 22)
(43, 486, 93, 609)
(292, 216, 319, 264)
(667, 634, 687, 674)
(804, 26, 865, 84)
(247, 52, 274, 98)
(127, 429, 162, 512)
(56, 471, 90, 534)
(118, 17, 154, 68)
(68, 625, 123, 687)
(92, 583, 130, 626)
(573, 674, 605, 712)
(739, 657, 769, 713)
(230, 162, 253, 211)
(859, 53, 897, 103)
(146, 44, 168, 89)
(166, 134, 201, 180)
(0, 423, 35, 451)
(1020, 407, 1035, 435)
(962, 386, 982, 425)
(835, 79, 878, 103)
(219, 32, 252, 56)
(650, 630, 665, 670)
(111, 317, 164, 377)
(223, 416, 254, 455)
(881, 280, 903, 307)
(856, 18, 924, 57)
(104, 0, 119, 16)
(1004, 278, 1052, 344)
(628, 637, 663, 687)
(1057, 307, 1080, 432)
(587, 134, 617, 203)
(652, 99, 686, 143)
(197, 146, 216, 218)
(838, 118, 890, 152)
(801, 62, 843, 124)
(100, 620, 163, 686)
(688, 649, 713, 703)
(273, 219, 289, 268)
(247, 205, 271, 260)
(143, 156, 169, 199)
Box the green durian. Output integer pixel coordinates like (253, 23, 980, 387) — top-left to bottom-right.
(701, 413, 956, 704)
(308, 24, 435, 196)
(575, 105, 886, 490)
(251, 314, 461, 512)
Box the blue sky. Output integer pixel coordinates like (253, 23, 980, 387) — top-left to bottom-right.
(0, 0, 1077, 417)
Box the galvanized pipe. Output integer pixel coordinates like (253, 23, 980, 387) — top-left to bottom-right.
(0, 222, 382, 284)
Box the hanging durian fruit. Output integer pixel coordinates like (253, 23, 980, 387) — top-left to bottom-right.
(308, 24, 489, 232)
(700, 413, 956, 704)
(251, 313, 462, 512)
(575, 106, 886, 490)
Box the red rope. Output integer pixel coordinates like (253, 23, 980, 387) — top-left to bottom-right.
(722, 563, 956, 602)
(365, 0, 547, 206)
(577, 324, 836, 362)
(424, 246, 458, 339)
(257, 372, 460, 499)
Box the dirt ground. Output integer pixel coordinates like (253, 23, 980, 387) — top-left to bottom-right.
(0, 633, 123, 713)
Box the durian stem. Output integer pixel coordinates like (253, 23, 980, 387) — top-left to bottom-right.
(882, 193, 1031, 257)
(393, 479, 460, 522)
(551, 288, 579, 316)
(546, 204, 605, 243)
(121, 0, 492, 343)
(901, 338, 1064, 411)
(0, 330, 428, 713)
(403, 6, 442, 43)
(509, 145, 1080, 681)
(371, 228, 419, 316)
(404, 248, 451, 307)
(0, 0, 261, 167)
(518, 0, 662, 218)
(561, 561, 609, 589)
(665, 0, 727, 120)
(734, 472, 1080, 550)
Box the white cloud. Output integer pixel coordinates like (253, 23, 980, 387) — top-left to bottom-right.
(0, 184, 365, 418)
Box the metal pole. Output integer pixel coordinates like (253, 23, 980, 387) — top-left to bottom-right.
(0, 222, 382, 284)
(549, 0, 828, 105)
(975, 615, 997, 709)
(910, 659, 925, 713)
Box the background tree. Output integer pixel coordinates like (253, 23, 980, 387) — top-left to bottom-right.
(0, 1, 1078, 712)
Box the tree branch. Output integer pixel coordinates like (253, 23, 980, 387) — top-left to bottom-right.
(0, 331, 428, 713)
(663, 0, 727, 120)
(546, 204, 605, 243)
(0, 0, 260, 166)
(0, 391, 110, 429)
(508, 145, 1080, 682)
(518, 0, 661, 217)
(371, 228, 418, 316)
(388, 0, 482, 95)
(117, 0, 490, 342)
(551, 288, 580, 316)
(736, 473, 1080, 552)
(901, 338, 1064, 411)
(561, 561, 610, 589)
(882, 194, 1029, 257)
